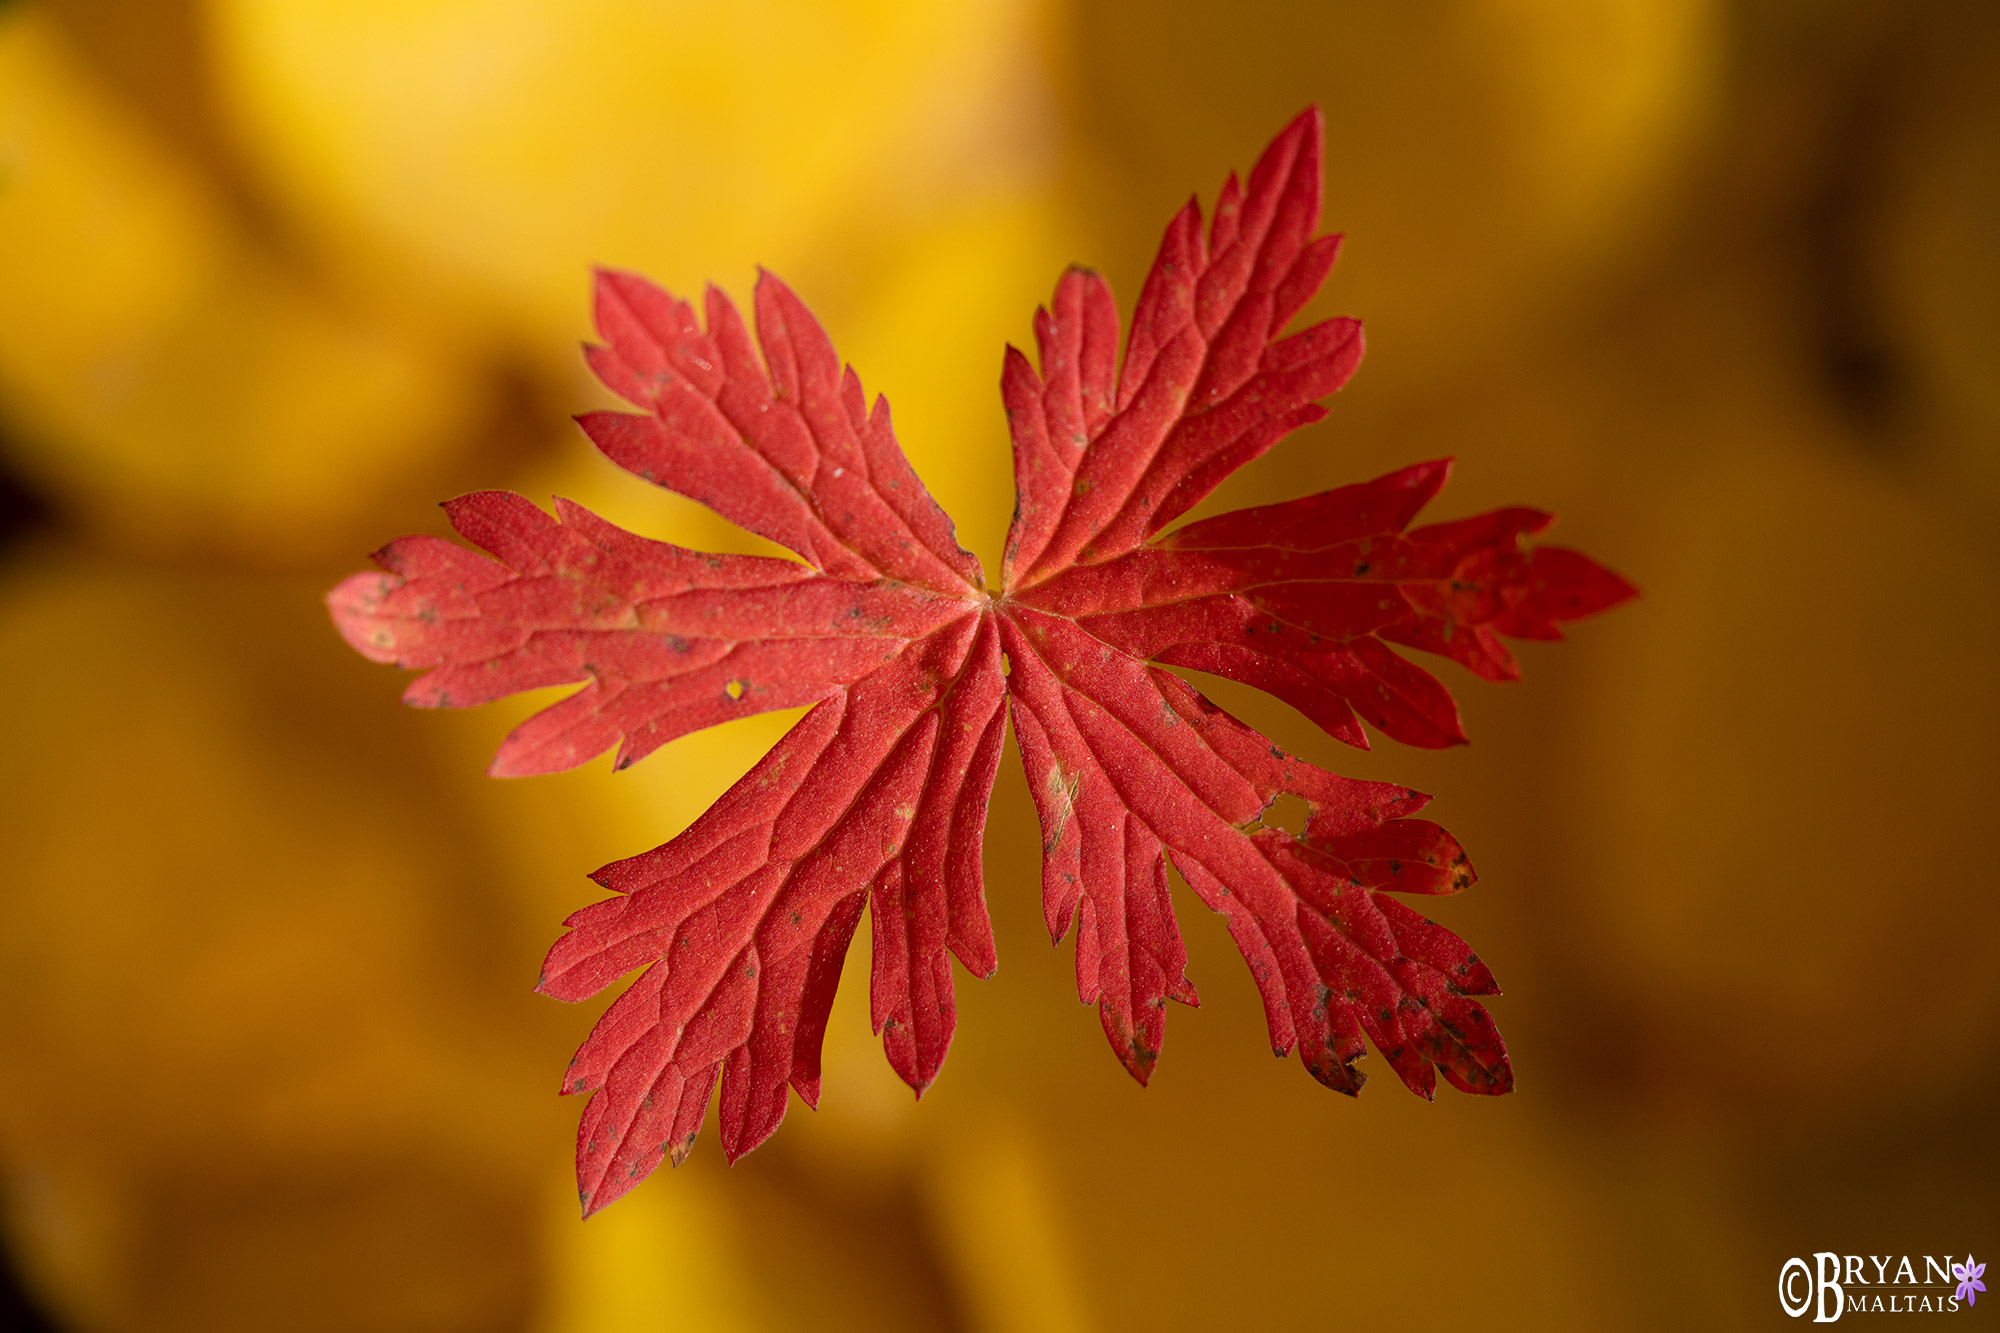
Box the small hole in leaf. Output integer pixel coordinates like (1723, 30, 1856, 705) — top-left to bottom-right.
(726, 679, 745, 700)
(1263, 792, 1310, 838)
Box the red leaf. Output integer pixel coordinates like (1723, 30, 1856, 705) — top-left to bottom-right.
(329, 106, 1635, 1216)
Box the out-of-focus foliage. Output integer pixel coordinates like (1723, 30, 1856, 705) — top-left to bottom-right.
(0, 12, 484, 559)
(0, 0, 1993, 1329)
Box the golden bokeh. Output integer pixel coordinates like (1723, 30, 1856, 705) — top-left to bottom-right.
(0, 1, 1993, 1328)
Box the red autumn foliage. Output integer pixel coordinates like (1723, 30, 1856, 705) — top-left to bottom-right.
(330, 107, 1634, 1216)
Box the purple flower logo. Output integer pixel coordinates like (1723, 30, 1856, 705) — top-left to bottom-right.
(1956, 1257, 1986, 1307)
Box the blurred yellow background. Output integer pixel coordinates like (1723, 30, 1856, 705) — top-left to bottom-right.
(1, 0, 1995, 1328)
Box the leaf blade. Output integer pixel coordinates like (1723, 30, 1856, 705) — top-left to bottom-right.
(327, 106, 1635, 1214)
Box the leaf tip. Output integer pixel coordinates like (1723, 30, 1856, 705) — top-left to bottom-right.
(485, 750, 535, 778)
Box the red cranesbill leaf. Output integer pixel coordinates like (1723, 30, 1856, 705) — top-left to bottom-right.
(329, 107, 1635, 1216)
